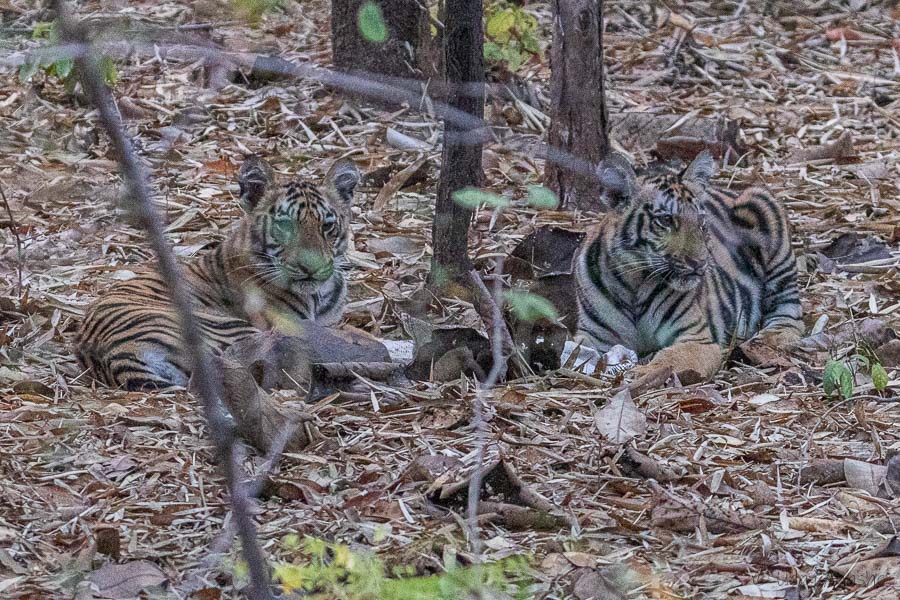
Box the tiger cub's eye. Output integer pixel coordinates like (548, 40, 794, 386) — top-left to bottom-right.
(652, 213, 674, 228)
(322, 214, 337, 233)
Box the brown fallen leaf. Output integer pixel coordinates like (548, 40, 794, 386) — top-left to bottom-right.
(86, 560, 168, 599)
(844, 458, 888, 497)
(593, 388, 647, 444)
(831, 536, 900, 587)
(571, 567, 626, 600)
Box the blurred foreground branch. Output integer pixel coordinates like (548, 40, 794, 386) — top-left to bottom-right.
(53, 3, 273, 599)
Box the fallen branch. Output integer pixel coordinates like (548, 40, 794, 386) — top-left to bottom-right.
(53, 4, 273, 599)
(311, 361, 404, 381)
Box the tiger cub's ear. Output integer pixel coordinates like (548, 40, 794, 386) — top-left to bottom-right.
(596, 152, 637, 210)
(238, 155, 275, 210)
(324, 158, 361, 204)
(682, 150, 716, 186)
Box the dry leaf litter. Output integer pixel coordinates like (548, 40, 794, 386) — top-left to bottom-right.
(1, 1, 900, 599)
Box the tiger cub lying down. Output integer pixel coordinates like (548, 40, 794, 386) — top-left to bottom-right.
(76, 156, 361, 391)
(574, 151, 803, 382)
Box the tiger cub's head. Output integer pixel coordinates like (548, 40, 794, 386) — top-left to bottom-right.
(596, 150, 716, 292)
(237, 156, 361, 291)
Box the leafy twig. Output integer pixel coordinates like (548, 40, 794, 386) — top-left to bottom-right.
(52, 3, 273, 599)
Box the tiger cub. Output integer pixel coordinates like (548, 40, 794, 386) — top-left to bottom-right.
(574, 151, 803, 381)
(75, 156, 361, 390)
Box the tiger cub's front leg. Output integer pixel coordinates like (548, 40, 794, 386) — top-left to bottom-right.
(634, 340, 723, 383)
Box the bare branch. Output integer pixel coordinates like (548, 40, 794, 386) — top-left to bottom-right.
(52, 3, 273, 599)
(0, 180, 23, 298)
(466, 256, 507, 560)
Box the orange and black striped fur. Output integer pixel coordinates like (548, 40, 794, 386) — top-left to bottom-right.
(574, 151, 803, 381)
(75, 156, 361, 390)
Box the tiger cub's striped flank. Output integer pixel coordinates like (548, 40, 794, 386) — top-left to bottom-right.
(75, 156, 361, 390)
(574, 151, 803, 381)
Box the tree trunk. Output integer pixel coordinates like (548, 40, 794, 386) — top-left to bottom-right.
(331, 0, 432, 78)
(430, 0, 484, 286)
(545, 0, 609, 211)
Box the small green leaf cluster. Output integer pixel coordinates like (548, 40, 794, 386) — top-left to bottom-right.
(270, 535, 531, 599)
(19, 21, 117, 93)
(484, 3, 541, 71)
(823, 359, 854, 399)
(451, 185, 558, 211)
(822, 352, 890, 400)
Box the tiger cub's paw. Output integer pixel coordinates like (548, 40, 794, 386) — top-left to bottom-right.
(754, 327, 802, 349)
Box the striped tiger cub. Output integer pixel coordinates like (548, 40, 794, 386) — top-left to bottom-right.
(75, 156, 361, 390)
(574, 151, 803, 381)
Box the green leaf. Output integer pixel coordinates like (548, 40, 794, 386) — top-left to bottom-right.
(18, 59, 39, 83)
(358, 1, 388, 43)
(282, 533, 301, 550)
(839, 367, 854, 399)
(823, 359, 848, 397)
(99, 56, 118, 85)
(32, 21, 55, 40)
(502, 45, 524, 70)
(53, 58, 74, 79)
(484, 41, 504, 62)
(526, 185, 558, 209)
(505, 291, 559, 322)
(521, 32, 540, 54)
(452, 187, 510, 209)
(872, 363, 889, 391)
(486, 10, 516, 42)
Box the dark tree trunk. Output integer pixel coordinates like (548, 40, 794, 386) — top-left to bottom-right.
(331, 0, 432, 78)
(429, 0, 484, 285)
(545, 0, 609, 211)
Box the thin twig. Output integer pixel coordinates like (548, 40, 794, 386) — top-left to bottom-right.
(0, 180, 23, 298)
(466, 255, 507, 561)
(53, 3, 273, 599)
(14, 40, 600, 181)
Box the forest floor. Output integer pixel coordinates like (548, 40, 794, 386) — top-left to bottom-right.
(2, 1, 900, 599)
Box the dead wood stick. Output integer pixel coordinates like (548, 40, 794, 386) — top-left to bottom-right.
(311, 361, 403, 380)
(476, 501, 570, 531)
(53, 4, 273, 599)
(617, 446, 678, 483)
